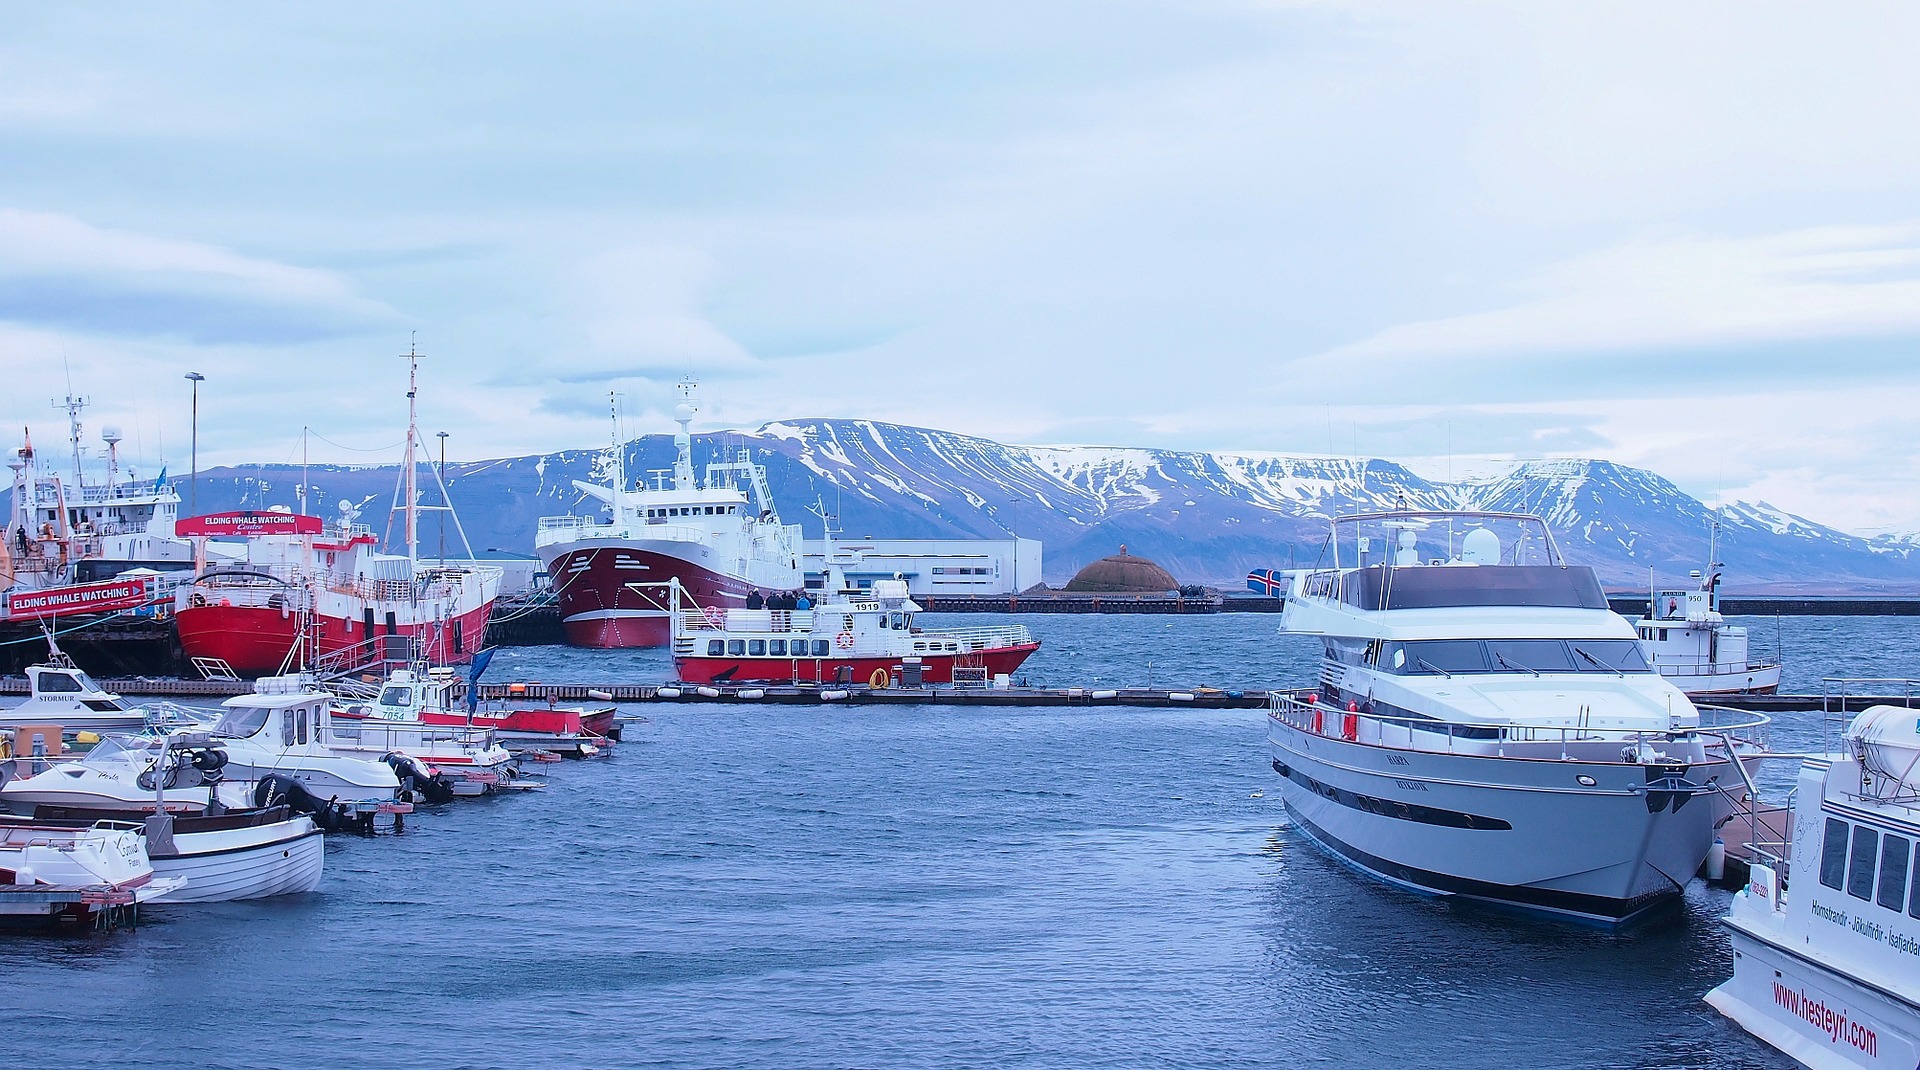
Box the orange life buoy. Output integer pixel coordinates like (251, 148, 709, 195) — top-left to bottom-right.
(835, 631, 854, 649)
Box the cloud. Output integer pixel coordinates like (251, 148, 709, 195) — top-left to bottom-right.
(1313, 224, 1920, 364)
(0, 209, 398, 343)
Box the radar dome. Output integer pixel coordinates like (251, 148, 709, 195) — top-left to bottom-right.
(1459, 527, 1501, 565)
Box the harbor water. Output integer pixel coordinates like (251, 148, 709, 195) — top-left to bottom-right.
(12, 615, 1911, 1069)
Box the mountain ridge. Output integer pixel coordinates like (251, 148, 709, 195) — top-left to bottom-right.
(168, 417, 1920, 592)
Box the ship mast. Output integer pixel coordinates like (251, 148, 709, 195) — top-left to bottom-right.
(403, 342, 421, 565)
(608, 390, 624, 524)
(672, 379, 697, 492)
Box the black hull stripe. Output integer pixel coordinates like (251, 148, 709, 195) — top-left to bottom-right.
(1288, 806, 1677, 924)
(152, 827, 324, 861)
(1272, 760, 1512, 830)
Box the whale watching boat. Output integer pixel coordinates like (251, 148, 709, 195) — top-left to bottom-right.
(173, 349, 500, 676)
(1706, 704, 1920, 1068)
(1266, 509, 1769, 925)
(535, 386, 803, 648)
(1633, 544, 1782, 696)
(668, 527, 1039, 685)
(1, 394, 241, 631)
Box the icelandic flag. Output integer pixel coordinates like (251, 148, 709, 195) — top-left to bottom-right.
(465, 647, 496, 713)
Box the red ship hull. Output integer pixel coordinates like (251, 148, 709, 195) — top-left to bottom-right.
(674, 641, 1041, 685)
(175, 601, 495, 677)
(547, 547, 755, 649)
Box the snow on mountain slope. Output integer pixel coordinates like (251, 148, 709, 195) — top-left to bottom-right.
(170, 418, 1920, 591)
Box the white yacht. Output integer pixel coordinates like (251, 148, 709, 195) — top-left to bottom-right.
(1707, 706, 1920, 1068)
(0, 657, 198, 736)
(1267, 509, 1769, 925)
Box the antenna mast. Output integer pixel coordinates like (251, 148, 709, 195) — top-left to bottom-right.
(608, 390, 624, 524)
(403, 340, 421, 564)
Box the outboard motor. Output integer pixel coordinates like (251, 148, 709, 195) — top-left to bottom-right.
(253, 774, 356, 833)
(382, 751, 454, 804)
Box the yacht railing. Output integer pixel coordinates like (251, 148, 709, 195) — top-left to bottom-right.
(1266, 690, 1771, 764)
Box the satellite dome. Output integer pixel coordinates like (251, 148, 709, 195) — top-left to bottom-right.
(1064, 544, 1179, 593)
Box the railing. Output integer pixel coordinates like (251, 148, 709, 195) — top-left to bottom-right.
(1265, 690, 1771, 764)
(1820, 677, 1920, 754)
(912, 624, 1036, 652)
(1301, 570, 1339, 599)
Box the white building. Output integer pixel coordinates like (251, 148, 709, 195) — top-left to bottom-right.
(801, 537, 1042, 598)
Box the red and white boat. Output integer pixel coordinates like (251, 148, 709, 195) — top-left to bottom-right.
(339, 666, 618, 758)
(535, 387, 802, 648)
(667, 539, 1041, 685)
(173, 351, 501, 677)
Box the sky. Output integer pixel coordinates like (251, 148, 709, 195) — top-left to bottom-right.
(3, 2, 1919, 532)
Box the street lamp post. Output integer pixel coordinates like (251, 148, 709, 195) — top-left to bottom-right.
(184, 372, 206, 515)
(437, 430, 449, 564)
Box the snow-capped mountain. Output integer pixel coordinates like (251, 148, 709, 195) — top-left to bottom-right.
(174, 418, 1920, 591)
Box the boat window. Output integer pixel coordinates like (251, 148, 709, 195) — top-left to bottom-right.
(1397, 641, 1489, 675)
(812, 639, 830, 657)
(1485, 640, 1577, 674)
(1878, 834, 1910, 912)
(1568, 640, 1651, 673)
(282, 710, 298, 747)
(37, 671, 82, 693)
(749, 640, 766, 656)
(769, 640, 786, 656)
(296, 709, 309, 746)
(211, 705, 272, 739)
(1848, 825, 1879, 901)
(1911, 852, 1920, 920)
(83, 698, 129, 711)
(380, 687, 411, 706)
(1820, 818, 1850, 890)
(707, 640, 723, 656)
(1339, 564, 1609, 611)
(727, 640, 745, 657)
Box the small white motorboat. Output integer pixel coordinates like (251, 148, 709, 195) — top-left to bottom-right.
(0, 819, 184, 921)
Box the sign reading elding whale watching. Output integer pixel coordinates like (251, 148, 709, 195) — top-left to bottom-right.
(176, 511, 325, 538)
(7, 577, 155, 619)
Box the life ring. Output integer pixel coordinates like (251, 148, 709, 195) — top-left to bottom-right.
(834, 631, 854, 650)
(702, 605, 726, 627)
(868, 668, 889, 689)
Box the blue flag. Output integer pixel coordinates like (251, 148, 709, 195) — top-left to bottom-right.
(465, 647, 496, 713)
(153, 467, 167, 492)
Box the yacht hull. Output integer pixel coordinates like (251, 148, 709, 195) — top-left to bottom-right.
(1708, 918, 1920, 1069)
(1270, 717, 1720, 925)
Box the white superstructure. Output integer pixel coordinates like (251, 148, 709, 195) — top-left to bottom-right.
(1707, 705, 1920, 1068)
(1267, 509, 1768, 925)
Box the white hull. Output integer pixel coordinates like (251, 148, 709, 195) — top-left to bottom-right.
(150, 817, 325, 903)
(1709, 920, 1920, 1069)
(1659, 663, 1782, 696)
(1272, 718, 1720, 924)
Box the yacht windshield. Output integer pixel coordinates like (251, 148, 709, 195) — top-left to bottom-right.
(1389, 639, 1651, 677)
(211, 705, 272, 739)
(1485, 640, 1576, 673)
(379, 687, 413, 706)
(1568, 639, 1651, 673)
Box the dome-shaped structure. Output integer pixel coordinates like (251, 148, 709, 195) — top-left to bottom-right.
(1063, 544, 1178, 593)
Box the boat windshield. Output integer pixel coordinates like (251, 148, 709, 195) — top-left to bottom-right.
(211, 705, 272, 739)
(379, 687, 414, 707)
(1385, 639, 1649, 676)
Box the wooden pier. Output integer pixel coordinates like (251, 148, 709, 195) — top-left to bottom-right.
(0, 674, 1271, 708)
